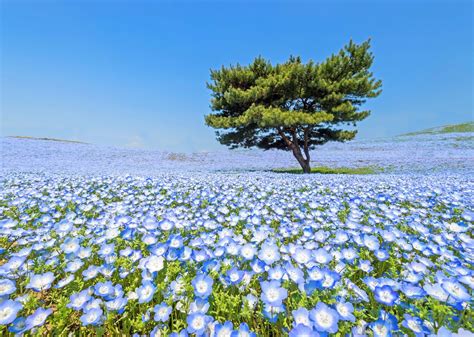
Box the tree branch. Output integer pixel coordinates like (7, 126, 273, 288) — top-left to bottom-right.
(291, 127, 298, 145)
(277, 127, 292, 147)
(303, 127, 310, 162)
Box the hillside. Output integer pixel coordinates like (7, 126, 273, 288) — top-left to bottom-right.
(1, 129, 472, 176)
(400, 121, 474, 136)
(9, 136, 87, 144)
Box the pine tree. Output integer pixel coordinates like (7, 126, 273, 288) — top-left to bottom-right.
(205, 39, 382, 173)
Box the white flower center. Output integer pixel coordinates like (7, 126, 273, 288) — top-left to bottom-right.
(87, 312, 99, 322)
(379, 290, 392, 302)
(196, 281, 208, 293)
(295, 315, 310, 325)
(374, 325, 388, 335)
(266, 288, 279, 302)
(407, 320, 421, 332)
(316, 310, 333, 328)
(192, 316, 204, 329)
(73, 297, 86, 307)
(33, 313, 47, 325)
(338, 305, 348, 316)
(159, 307, 168, 315)
(0, 308, 12, 320)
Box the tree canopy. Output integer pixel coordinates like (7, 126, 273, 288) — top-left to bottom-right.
(205, 39, 382, 173)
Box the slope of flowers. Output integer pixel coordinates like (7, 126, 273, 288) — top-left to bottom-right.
(2, 132, 473, 175)
(0, 173, 472, 336)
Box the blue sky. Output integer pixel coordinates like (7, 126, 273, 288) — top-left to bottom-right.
(1, 0, 472, 151)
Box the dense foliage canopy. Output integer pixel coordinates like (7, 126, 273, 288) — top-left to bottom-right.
(205, 39, 382, 172)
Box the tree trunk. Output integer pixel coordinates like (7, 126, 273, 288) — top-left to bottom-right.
(290, 144, 311, 173)
(277, 127, 312, 173)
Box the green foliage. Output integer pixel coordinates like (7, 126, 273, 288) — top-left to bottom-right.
(271, 165, 380, 174)
(205, 39, 382, 173)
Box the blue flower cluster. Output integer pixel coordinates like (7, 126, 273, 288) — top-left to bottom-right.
(0, 172, 472, 336)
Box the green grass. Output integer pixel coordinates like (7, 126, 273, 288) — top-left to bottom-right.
(272, 165, 380, 174)
(400, 121, 474, 136)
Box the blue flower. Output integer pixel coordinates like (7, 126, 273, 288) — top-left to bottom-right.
(321, 269, 340, 289)
(85, 298, 103, 311)
(142, 309, 151, 322)
(94, 281, 115, 300)
(0, 300, 23, 325)
(260, 280, 287, 307)
(192, 274, 213, 299)
(26, 272, 55, 292)
(80, 308, 103, 326)
(25, 307, 52, 331)
(335, 302, 355, 322)
(359, 260, 373, 273)
(363, 235, 380, 251)
(8, 317, 26, 334)
(2, 256, 26, 273)
(61, 238, 80, 255)
(341, 248, 358, 263)
(374, 285, 399, 306)
(159, 219, 174, 231)
(313, 248, 332, 265)
(423, 283, 449, 302)
(292, 248, 312, 265)
(98, 243, 115, 257)
(263, 303, 286, 323)
(82, 266, 100, 281)
(0, 279, 16, 296)
(67, 289, 92, 310)
(250, 259, 266, 273)
(401, 283, 426, 299)
(136, 281, 156, 304)
(145, 255, 165, 274)
(168, 234, 184, 249)
(225, 267, 244, 285)
(309, 302, 340, 334)
(375, 249, 390, 261)
(231, 323, 257, 337)
(441, 279, 471, 302)
(169, 330, 189, 337)
(153, 302, 172, 322)
(292, 307, 312, 327)
(186, 313, 211, 336)
(214, 321, 233, 337)
(289, 324, 320, 337)
(268, 265, 285, 280)
(401, 314, 430, 337)
(258, 243, 281, 265)
(285, 263, 305, 284)
(65, 259, 84, 273)
(369, 311, 398, 337)
(105, 296, 128, 313)
(166, 248, 180, 261)
(189, 299, 210, 314)
(240, 243, 257, 260)
(369, 318, 393, 337)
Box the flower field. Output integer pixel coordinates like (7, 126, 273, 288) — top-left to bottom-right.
(0, 135, 473, 336)
(0, 171, 472, 336)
